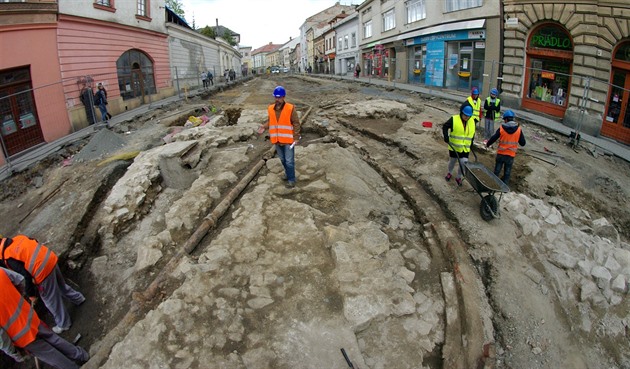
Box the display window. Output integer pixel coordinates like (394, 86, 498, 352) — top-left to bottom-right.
(522, 23, 573, 117)
(601, 41, 630, 144)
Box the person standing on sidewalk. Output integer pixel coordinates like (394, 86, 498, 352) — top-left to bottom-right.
(483, 88, 501, 143)
(1, 234, 85, 334)
(485, 110, 526, 186)
(257, 86, 301, 188)
(95, 83, 111, 123)
(201, 70, 208, 89)
(0, 267, 89, 369)
(443, 105, 475, 187)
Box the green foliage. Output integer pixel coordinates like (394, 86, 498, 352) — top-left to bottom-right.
(223, 30, 237, 46)
(200, 26, 216, 39)
(165, 0, 185, 17)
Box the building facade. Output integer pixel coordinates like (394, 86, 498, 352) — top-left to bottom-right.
(356, 0, 501, 96)
(0, 1, 64, 163)
(501, 0, 630, 144)
(59, 0, 172, 131)
(333, 12, 360, 76)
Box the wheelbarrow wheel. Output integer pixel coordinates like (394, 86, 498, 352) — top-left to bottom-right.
(480, 195, 498, 221)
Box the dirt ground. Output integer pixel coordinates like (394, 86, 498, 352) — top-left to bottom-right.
(2, 75, 630, 369)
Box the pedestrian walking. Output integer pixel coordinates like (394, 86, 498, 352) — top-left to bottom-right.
(1, 234, 85, 334)
(0, 267, 89, 369)
(207, 70, 214, 86)
(94, 83, 111, 124)
(443, 105, 475, 186)
(257, 86, 301, 188)
(354, 64, 361, 78)
(485, 110, 526, 186)
(201, 70, 208, 89)
(460, 87, 482, 128)
(483, 88, 501, 143)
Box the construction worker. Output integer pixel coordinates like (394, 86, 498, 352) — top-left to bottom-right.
(0, 267, 89, 368)
(460, 87, 482, 128)
(485, 110, 526, 186)
(1, 234, 85, 334)
(483, 88, 501, 143)
(443, 105, 476, 187)
(257, 85, 302, 188)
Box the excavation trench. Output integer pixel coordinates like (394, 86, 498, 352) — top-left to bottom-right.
(319, 114, 496, 368)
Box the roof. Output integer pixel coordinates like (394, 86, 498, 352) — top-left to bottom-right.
(251, 43, 282, 55)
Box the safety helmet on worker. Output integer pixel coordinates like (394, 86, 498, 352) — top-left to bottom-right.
(461, 105, 473, 117)
(471, 88, 479, 95)
(273, 86, 286, 98)
(503, 110, 515, 120)
(490, 88, 499, 96)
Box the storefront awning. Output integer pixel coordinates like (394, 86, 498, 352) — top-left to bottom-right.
(363, 19, 486, 49)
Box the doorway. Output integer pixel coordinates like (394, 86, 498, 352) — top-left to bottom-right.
(0, 68, 45, 157)
(131, 66, 145, 104)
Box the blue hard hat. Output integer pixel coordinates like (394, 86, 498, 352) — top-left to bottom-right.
(491, 88, 499, 95)
(471, 88, 479, 95)
(503, 110, 515, 119)
(462, 106, 473, 116)
(273, 86, 286, 97)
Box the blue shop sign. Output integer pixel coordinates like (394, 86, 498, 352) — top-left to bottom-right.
(413, 29, 485, 45)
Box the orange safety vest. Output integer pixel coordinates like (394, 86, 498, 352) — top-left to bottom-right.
(0, 268, 40, 348)
(1, 235, 58, 285)
(497, 126, 522, 158)
(268, 103, 295, 144)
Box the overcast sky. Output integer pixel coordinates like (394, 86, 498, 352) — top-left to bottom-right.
(180, 0, 357, 49)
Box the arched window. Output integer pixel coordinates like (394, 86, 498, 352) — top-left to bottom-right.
(116, 49, 156, 101)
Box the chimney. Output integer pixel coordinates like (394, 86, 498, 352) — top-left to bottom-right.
(216, 18, 219, 27)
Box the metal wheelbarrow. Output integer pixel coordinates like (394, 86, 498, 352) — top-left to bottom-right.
(450, 143, 510, 221)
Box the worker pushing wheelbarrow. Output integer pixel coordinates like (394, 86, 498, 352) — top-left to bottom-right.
(443, 105, 509, 221)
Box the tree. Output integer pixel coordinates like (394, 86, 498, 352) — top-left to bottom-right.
(200, 26, 216, 39)
(165, 0, 185, 18)
(222, 30, 237, 46)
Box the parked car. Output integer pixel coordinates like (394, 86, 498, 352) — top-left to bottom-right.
(282, 67, 289, 73)
(271, 67, 280, 74)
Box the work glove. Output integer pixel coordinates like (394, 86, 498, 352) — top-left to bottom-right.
(257, 125, 265, 135)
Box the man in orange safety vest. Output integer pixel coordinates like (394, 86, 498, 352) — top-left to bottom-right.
(0, 267, 89, 368)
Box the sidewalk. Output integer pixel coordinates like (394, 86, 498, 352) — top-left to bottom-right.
(1, 74, 628, 182)
(0, 78, 245, 181)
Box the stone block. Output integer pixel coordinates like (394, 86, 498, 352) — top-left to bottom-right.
(549, 250, 578, 270)
(611, 274, 627, 293)
(591, 265, 612, 289)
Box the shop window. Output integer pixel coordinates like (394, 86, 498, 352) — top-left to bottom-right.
(383, 8, 395, 31)
(527, 59, 569, 105)
(407, 0, 426, 24)
(351, 33, 356, 48)
(344, 35, 349, 50)
(445, 0, 482, 12)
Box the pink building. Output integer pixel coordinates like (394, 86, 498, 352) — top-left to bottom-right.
(0, 0, 174, 166)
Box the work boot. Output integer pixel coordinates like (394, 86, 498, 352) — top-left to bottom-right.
(52, 326, 69, 334)
(445, 173, 452, 182)
(455, 178, 463, 187)
(286, 181, 295, 189)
